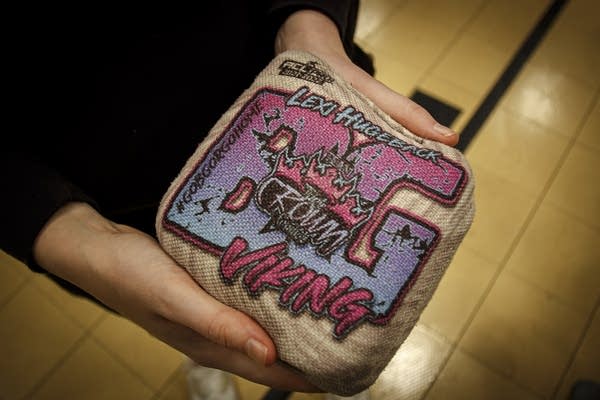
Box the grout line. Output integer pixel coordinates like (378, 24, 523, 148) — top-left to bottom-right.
(89, 331, 162, 394)
(457, 0, 570, 151)
(541, 92, 600, 397)
(150, 359, 187, 400)
(359, 0, 410, 44)
(409, 2, 489, 135)
(22, 313, 108, 399)
(457, 347, 547, 399)
(542, 199, 600, 234)
(499, 104, 585, 143)
(551, 297, 600, 399)
(469, 101, 600, 237)
(87, 314, 187, 397)
(416, 1, 488, 85)
(506, 265, 597, 315)
(29, 276, 108, 331)
(414, 4, 535, 396)
(420, 198, 546, 398)
(420, 84, 600, 400)
(22, 332, 90, 400)
(0, 273, 33, 310)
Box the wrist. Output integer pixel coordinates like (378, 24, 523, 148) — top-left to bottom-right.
(275, 9, 349, 61)
(33, 202, 118, 283)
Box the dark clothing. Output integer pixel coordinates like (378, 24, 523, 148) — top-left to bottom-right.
(1, 1, 366, 273)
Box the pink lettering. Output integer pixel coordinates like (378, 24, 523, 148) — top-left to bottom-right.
(280, 269, 316, 304)
(220, 237, 286, 280)
(330, 289, 374, 337)
(246, 256, 306, 293)
(291, 276, 352, 314)
(220, 237, 374, 337)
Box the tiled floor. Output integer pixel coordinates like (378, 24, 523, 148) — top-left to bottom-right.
(1, 0, 599, 399)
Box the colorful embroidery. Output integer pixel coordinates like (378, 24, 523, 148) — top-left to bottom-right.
(164, 87, 467, 338)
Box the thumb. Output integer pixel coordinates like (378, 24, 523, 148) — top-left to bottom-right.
(157, 268, 278, 366)
(339, 62, 459, 146)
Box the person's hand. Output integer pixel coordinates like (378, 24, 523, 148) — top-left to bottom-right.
(275, 9, 458, 146)
(33, 202, 317, 392)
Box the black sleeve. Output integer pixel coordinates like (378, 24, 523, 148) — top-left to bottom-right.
(0, 2, 361, 273)
(267, 0, 360, 56)
(0, 150, 98, 271)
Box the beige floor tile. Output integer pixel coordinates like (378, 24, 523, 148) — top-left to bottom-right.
(32, 337, 154, 400)
(506, 203, 600, 315)
(418, 75, 480, 132)
(370, 324, 452, 400)
(0, 283, 85, 400)
(459, 166, 537, 263)
(92, 312, 183, 391)
(367, 10, 456, 71)
(467, 108, 569, 196)
(464, 0, 551, 54)
(431, 34, 510, 96)
(499, 64, 596, 138)
(545, 143, 600, 229)
(530, 16, 600, 90)
(156, 366, 189, 400)
(420, 246, 498, 342)
(0, 252, 28, 307)
(425, 348, 540, 400)
(577, 98, 600, 152)
(362, 0, 485, 66)
(234, 376, 269, 400)
(372, 56, 424, 96)
(558, 0, 600, 37)
(32, 274, 106, 330)
(459, 273, 588, 397)
(0, 249, 32, 277)
(355, 0, 406, 41)
(555, 305, 600, 399)
(397, 0, 485, 31)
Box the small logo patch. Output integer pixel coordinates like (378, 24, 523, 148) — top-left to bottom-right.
(279, 60, 334, 85)
(164, 86, 467, 338)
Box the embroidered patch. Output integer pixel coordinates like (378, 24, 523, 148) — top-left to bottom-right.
(164, 87, 467, 338)
(279, 60, 334, 85)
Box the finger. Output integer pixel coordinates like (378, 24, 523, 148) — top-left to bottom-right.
(205, 346, 321, 392)
(152, 317, 320, 392)
(154, 266, 278, 366)
(341, 64, 459, 146)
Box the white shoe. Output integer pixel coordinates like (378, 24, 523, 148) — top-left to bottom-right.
(325, 389, 370, 400)
(184, 358, 239, 400)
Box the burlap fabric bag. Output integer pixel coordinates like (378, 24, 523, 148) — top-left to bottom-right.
(156, 50, 474, 395)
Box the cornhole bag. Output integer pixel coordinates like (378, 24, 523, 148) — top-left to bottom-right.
(156, 50, 474, 395)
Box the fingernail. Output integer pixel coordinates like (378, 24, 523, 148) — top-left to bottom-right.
(246, 338, 268, 365)
(433, 123, 456, 137)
